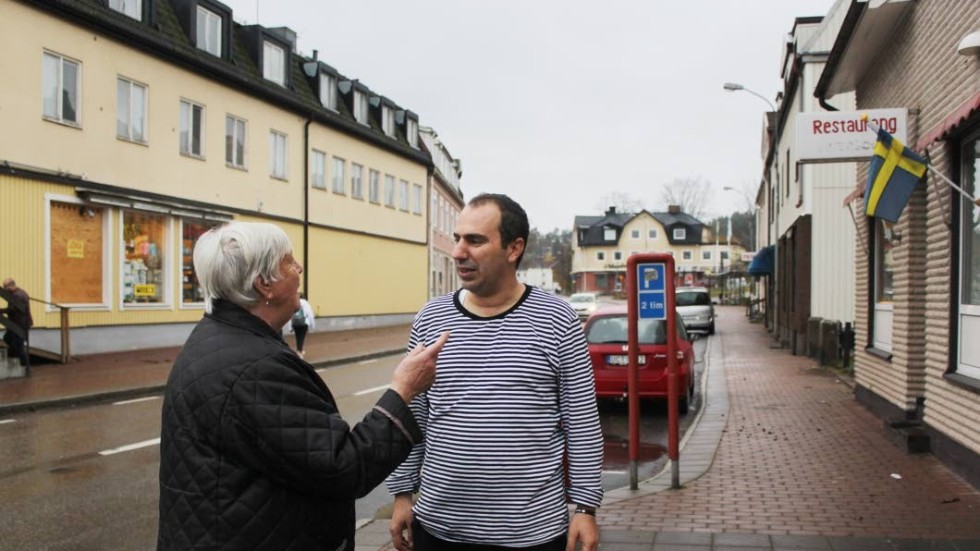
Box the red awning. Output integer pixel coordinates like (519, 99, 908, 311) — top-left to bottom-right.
(916, 91, 980, 151)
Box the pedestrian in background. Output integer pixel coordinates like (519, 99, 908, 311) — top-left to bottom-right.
(1, 277, 32, 367)
(386, 194, 603, 551)
(286, 293, 315, 358)
(157, 221, 449, 551)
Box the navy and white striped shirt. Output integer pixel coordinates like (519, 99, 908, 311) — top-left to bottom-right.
(386, 285, 603, 546)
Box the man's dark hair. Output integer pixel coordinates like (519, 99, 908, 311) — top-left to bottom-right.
(468, 193, 529, 268)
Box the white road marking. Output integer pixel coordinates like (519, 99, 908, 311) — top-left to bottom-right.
(353, 384, 389, 396)
(0, 419, 16, 425)
(99, 437, 161, 456)
(113, 396, 161, 406)
(357, 358, 378, 365)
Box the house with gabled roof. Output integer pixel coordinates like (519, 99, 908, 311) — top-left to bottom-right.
(571, 206, 746, 294)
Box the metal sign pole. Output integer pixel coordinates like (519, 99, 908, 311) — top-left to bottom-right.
(625, 256, 639, 490)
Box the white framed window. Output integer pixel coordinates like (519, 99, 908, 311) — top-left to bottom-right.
(47, 196, 111, 308)
(673, 228, 686, 240)
(613, 251, 622, 261)
(225, 115, 247, 169)
(603, 228, 616, 241)
(354, 90, 368, 125)
(382, 106, 395, 137)
(702, 250, 711, 261)
(120, 210, 172, 308)
(108, 0, 141, 19)
(648, 229, 658, 239)
(957, 128, 980, 379)
(412, 183, 423, 214)
(351, 163, 364, 199)
(332, 157, 346, 194)
(631, 230, 639, 239)
(117, 77, 147, 143)
(683, 250, 692, 260)
(872, 220, 895, 352)
(196, 6, 222, 57)
(42, 52, 81, 125)
(398, 180, 409, 211)
(597, 251, 605, 261)
(384, 175, 395, 207)
(407, 118, 418, 148)
(319, 73, 336, 110)
(311, 150, 326, 190)
(369, 169, 380, 204)
(262, 41, 285, 86)
(179, 99, 205, 158)
(268, 130, 287, 179)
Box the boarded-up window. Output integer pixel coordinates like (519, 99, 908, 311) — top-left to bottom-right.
(51, 202, 105, 304)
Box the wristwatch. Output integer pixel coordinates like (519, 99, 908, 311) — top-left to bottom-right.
(573, 504, 596, 516)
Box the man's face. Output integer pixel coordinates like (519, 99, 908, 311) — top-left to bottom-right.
(452, 203, 524, 297)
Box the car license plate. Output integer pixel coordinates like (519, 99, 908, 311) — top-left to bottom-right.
(607, 354, 645, 366)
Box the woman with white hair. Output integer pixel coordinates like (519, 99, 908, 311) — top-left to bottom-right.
(157, 221, 447, 551)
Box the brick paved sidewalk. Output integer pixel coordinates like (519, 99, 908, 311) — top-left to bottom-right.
(599, 309, 980, 540)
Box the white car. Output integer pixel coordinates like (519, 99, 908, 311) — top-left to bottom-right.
(675, 287, 715, 335)
(568, 292, 599, 320)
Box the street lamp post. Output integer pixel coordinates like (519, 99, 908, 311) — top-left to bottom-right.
(723, 82, 777, 112)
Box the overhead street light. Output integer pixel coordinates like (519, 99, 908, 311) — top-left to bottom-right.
(723, 82, 777, 112)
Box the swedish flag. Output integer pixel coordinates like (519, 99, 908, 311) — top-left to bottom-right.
(865, 128, 927, 223)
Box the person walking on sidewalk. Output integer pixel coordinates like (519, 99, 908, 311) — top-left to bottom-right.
(386, 194, 603, 551)
(157, 221, 449, 551)
(285, 293, 315, 358)
(1, 277, 32, 367)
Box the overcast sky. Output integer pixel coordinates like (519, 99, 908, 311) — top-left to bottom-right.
(223, 0, 837, 233)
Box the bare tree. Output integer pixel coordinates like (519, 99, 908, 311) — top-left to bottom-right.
(594, 192, 645, 215)
(658, 177, 712, 220)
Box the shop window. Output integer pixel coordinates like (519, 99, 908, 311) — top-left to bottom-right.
(122, 211, 168, 305)
(49, 200, 107, 305)
(956, 127, 980, 379)
(871, 220, 895, 352)
(181, 219, 218, 304)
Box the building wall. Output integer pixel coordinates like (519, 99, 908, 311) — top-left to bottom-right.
(0, 0, 433, 352)
(809, 160, 856, 323)
(850, 0, 980, 458)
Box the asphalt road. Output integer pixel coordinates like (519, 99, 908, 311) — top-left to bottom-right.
(0, 336, 707, 549)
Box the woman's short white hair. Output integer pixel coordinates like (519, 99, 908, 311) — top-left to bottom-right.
(193, 221, 293, 312)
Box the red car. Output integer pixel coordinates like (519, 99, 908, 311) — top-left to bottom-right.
(583, 306, 695, 414)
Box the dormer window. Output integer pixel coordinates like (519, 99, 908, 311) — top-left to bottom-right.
(603, 228, 616, 241)
(109, 0, 141, 20)
(407, 118, 418, 148)
(319, 73, 336, 110)
(382, 106, 395, 137)
(196, 6, 222, 57)
(263, 41, 286, 87)
(673, 228, 686, 240)
(354, 90, 368, 125)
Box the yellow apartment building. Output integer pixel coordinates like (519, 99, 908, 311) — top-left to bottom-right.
(0, 0, 433, 356)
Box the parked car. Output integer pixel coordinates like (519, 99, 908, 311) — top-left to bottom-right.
(568, 292, 599, 320)
(675, 287, 715, 335)
(583, 306, 695, 413)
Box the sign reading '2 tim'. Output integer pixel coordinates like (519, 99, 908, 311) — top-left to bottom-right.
(636, 263, 666, 320)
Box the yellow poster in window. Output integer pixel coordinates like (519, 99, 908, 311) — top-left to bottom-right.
(66, 239, 85, 259)
(134, 284, 157, 297)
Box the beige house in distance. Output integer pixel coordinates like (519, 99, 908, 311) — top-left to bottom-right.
(419, 126, 464, 299)
(0, 0, 434, 356)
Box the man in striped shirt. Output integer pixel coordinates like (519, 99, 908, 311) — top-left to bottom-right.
(386, 194, 603, 551)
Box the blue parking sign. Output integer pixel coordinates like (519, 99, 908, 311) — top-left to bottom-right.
(637, 263, 666, 320)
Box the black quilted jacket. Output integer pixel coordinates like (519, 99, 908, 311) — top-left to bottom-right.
(157, 300, 421, 550)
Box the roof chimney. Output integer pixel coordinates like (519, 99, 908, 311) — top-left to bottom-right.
(668, 205, 680, 214)
(605, 206, 617, 216)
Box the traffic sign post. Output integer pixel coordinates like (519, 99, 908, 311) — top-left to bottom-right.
(626, 253, 679, 490)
